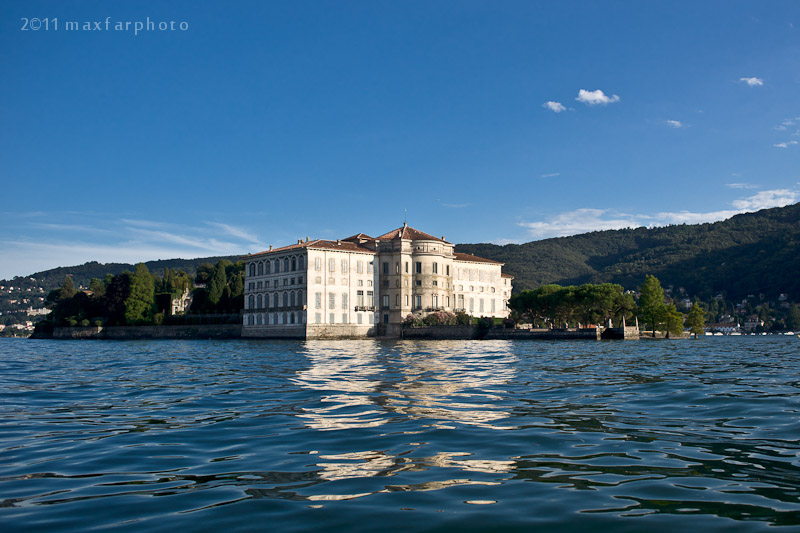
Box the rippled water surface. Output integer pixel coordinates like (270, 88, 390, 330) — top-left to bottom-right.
(2, 337, 800, 531)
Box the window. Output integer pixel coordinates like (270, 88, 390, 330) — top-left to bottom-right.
(291, 258, 297, 271)
(329, 258, 335, 272)
(265, 280, 270, 288)
(290, 292, 296, 307)
(357, 313, 362, 324)
(275, 260, 280, 274)
(433, 262, 438, 274)
(257, 263, 263, 276)
(479, 299, 484, 313)
(446, 265, 450, 276)
(491, 299, 496, 313)
(299, 256, 304, 270)
(432, 295, 438, 308)
(414, 295, 421, 309)
(298, 290, 304, 305)
(256, 294, 262, 309)
(315, 313, 321, 324)
(357, 290, 364, 306)
(459, 294, 464, 308)
(415, 262, 422, 274)
(367, 280, 373, 287)
(395, 294, 399, 306)
(329, 292, 335, 309)
(357, 260, 363, 273)
(265, 262, 271, 274)
(405, 262, 409, 273)
(249, 264, 256, 277)
(382, 295, 389, 309)
(405, 295, 409, 306)
(315, 257, 321, 271)
(433, 281, 438, 286)
(469, 298, 474, 312)
(446, 296, 450, 307)
(366, 291, 374, 306)
(382, 262, 389, 274)
(283, 292, 289, 307)
(257, 281, 262, 289)
(298, 276, 303, 284)
(383, 314, 389, 324)
(284, 279, 288, 286)
(248, 295, 254, 309)
(284, 258, 290, 272)
(342, 259, 348, 273)
(395, 263, 400, 274)
(368, 261, 373, 274)
(357, 279, 363, 287)
(330, 313, 335, 324)
(415, 280, 422, 286)
(342, 293, 348, 310)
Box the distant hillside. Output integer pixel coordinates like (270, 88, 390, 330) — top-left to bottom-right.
(5, 256, 243, 291)
(456, 203, 800, 300)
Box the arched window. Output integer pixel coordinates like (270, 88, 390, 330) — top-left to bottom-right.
(291, 258, 297, 271)
(283, 312, 288, 324)
(273, 293, 279, 308)
(284, 258, 290, 271)
(248, 314, 255, 325)
(299, 256, 304, 270)
(265, 261, 270, 274)
(298, 290, 304, 306)
(290, 312, 295, 324)
(283, 292, 289, 307)
(256, 314, 262, 325)
(290, 291, 296, 307)
(249, 263, 256, 277)
(257, 262, 263, 276)
(248, 295, 255, 310)
(275, 260, 280, 273)
(256, 294, 262, 309)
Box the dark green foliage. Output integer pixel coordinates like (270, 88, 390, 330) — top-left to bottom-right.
(124, 263, 155, 325)
(59, 276, 76, 300)
(639, 275, 666, 337)
(685, 302, 706, 337)
(509, 283, 634, 328)
(456, 203, 800, 300)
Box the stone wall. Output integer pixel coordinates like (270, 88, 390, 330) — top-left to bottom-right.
(485, 328, 602, 340)
(401, 325, 477, 339)
(307, 324, 376, 339)
(53, 325, 241, 340)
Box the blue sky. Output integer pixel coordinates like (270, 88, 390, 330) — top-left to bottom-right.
(2, 1, 799, 279)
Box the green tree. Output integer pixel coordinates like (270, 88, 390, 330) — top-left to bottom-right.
(663, 303, 684, 338)
(207, 261, 227, 310)
(685, 302, 706, 338)
(638, 274, 666, 337)
(124, 263, 155, 325)
(59, 275, 76, 300)
(786, 303, 800, 331)
(88, 278, 106, 298)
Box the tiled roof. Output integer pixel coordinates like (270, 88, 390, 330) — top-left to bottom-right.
(375, 224, 449, 243)
(501, 273, 514, 278)
(248, 239, 376, 258)
(453, 252, 503, 265)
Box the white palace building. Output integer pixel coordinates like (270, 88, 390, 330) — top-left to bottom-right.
(242, 224, 513, 338)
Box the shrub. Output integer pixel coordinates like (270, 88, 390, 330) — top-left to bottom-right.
(79, 319, 90, 327)
(454, 311, 471, 325)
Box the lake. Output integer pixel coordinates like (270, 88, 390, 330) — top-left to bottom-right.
(1, 337, 799, 531)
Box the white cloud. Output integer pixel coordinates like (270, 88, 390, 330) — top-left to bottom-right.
(205, 222, 262, 243)
(575, 89, 620, 106)
(725, 183, 759, 189)
(516, 189, 798, 240)
(739, 77, 764, 86)
(543, 101, 566, 113)
(774, 140, 798, 148)
(540, 172, 560, 178)
(665, 120, 683, 128)
(732, 189, 797, 210)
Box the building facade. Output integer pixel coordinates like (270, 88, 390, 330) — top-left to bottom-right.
(242, 224, 512, 338)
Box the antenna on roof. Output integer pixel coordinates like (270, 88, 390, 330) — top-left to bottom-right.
(404, 208, 407, 227)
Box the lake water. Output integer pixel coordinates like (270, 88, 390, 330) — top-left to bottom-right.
(1, 337, 800, 531)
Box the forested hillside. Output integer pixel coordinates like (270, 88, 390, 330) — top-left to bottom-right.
(456, 203, 800, 300)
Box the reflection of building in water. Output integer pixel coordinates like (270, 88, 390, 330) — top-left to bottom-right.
(292, 343, 387, 431)
(385, 342, 518, 430)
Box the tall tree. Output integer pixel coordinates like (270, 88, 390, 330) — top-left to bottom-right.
(639, 275, 666, 337)
(59, 275, 76, 300)
(124, 263, 155, 325)
(207, 261, 227, 309)
(685, 302, 706, 338)
(663, 303, 684, 338)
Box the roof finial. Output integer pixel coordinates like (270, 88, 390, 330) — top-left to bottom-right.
(404, 208, 407, 228)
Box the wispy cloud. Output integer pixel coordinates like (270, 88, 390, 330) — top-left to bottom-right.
(0, 214, 265, 279)
(774, 140, 798, 148)
(575, 89, 620, 106)
(516, 189, 797, 240)
(540, 172, 560, 178)
(542, 101, 566, 113)
(436, 199, 471, 208)
(725, 182, 759, 189)
(739, 77, 764, 86)
(665, 120, 683, 128)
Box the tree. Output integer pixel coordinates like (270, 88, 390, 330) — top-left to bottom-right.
(639, 275, 666, 337)
(787, 303, 800, 331)
(124, 263, 155, 325)
(663, 303, 684, 338)
(207, 261, 227, 309)
(685, 302, 706, 338)
(88, 278, 106, 298)
(59, 275, 76, 300)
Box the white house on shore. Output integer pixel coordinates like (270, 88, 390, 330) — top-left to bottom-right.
(242, 224, 513, 339)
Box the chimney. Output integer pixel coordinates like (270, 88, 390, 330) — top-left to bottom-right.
(442, 236, 445, 241)
(306, 236, 309, 242)
(269, 245, 272, 251)
(337, 239, 341, 245)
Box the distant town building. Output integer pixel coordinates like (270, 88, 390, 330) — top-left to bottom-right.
(242, 224, 512, 338)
